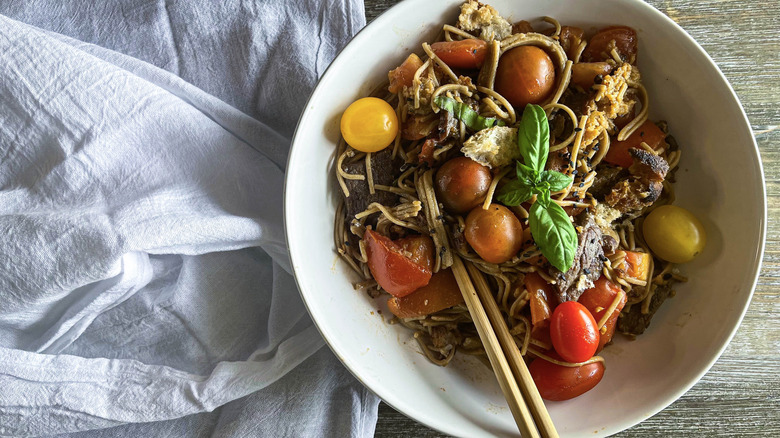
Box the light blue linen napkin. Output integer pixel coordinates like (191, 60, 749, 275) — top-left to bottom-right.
(0, 1, 378, 436)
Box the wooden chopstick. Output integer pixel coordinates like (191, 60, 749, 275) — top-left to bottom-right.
(450, 255, 541, 438)
(465, 261, 559, 438)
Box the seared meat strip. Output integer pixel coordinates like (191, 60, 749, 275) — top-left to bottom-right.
(342, 148, 402, 219)
(618, 282, 674, 335)
(436, 108, 459, 143)
(549, 212, 604, 302)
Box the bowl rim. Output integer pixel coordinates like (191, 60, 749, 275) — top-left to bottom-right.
(283, 0, 767, 435)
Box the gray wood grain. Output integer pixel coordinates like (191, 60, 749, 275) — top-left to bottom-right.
(365, 0, 780, 436)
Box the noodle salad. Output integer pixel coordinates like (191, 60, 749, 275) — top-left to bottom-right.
(334, 1, 706, 401)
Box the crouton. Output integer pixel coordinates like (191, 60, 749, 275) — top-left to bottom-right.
(457, 0, 512, 41)
(460, 125, 519, 168)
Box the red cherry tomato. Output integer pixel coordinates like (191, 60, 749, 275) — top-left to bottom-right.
(529, 357, 605, 401)
(363, 230, 433, 297)
(582, 26, 638, 64)
(435, 157, 493, 214)
(430, 39, 489, 69)
(578, 277, 626, 351)
(494, 45, 556, 108)
(550, 301, 599, 363)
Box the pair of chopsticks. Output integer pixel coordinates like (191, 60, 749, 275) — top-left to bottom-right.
(451, 255, 558, 438)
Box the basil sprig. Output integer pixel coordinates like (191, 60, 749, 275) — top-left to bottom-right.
(434, 95, 505, 132)
(496, 105, 578, 272)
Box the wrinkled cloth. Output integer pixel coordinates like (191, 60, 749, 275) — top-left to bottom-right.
(0, 1, 378, 436)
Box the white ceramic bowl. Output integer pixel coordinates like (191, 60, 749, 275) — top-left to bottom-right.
(284, 0, 765, 436)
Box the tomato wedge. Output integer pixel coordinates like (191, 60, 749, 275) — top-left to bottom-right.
(431, 39, 488, 69)
(388, 53, 424, 93)
(529, 356, 605, 401)
(604, 120, 666, 168)
(570, 62, 612, 89)
(578, 277, 626, 351)
(550, 301, 599, 363)
(418, 138, 437, 166)
(525, 272, 557, 329)
(387, 268, 464, 318)
(623, 251, 650, 282)
(363, 230, 433, 297)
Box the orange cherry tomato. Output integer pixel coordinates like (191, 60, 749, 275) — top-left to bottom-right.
(464, 204, 524, 264)
(387, 268, 464, 319)
(494, 46, 556, 108)
(582, 26, 638, 64)
(604, 120, 666, 168)
(529, 356, 605, 401)
(363, 230, 432, 297)
(430, 39, 489, 69)
(435, 157, 493, 214)
(578, 277, 626, 351)
(550, 301, 599, 363)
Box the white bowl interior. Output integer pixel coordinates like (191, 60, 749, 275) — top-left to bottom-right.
(285, 0, 765, 436)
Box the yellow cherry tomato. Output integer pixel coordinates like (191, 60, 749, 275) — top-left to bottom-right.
(340, 97, 398, 153)
(642, 205, 707, 264)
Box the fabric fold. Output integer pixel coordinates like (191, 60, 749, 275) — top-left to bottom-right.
(0, 0, 377, 436)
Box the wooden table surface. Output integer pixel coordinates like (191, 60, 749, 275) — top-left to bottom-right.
(364, 0, 780, 436)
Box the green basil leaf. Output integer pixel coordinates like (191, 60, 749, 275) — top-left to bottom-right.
(517, 104, 550, 175)
(529, 201, 577, 272)
(535, 187, 552, 207)
(539, 170, 573, 193)
(515, 162, 537, 185)
(496, 179, 534, 206)
(434, 96, 505, 131)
